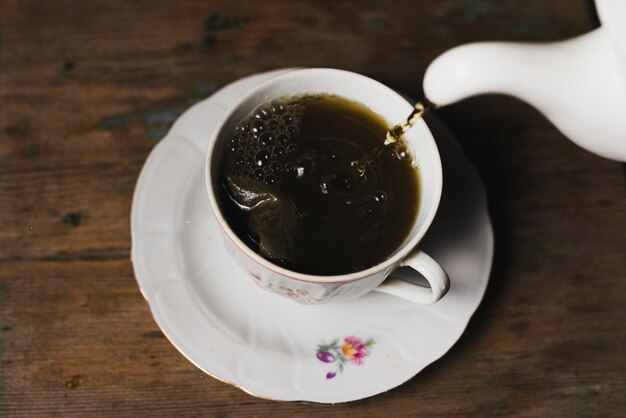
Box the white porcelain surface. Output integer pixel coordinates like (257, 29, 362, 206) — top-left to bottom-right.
(423, 0, 626, 162)
(131, 70, 494, 403)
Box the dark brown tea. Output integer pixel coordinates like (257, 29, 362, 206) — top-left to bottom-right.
(217, 94, 420, 275)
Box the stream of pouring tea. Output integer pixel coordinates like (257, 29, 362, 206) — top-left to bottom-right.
(352, 100, 432, 176)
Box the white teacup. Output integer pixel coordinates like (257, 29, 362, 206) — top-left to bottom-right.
(205, 68, 449, 304)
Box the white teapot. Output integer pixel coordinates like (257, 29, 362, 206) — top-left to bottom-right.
(424, 0, 626, 162)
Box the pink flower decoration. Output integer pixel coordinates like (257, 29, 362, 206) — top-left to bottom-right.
(343, 336, 371, 366)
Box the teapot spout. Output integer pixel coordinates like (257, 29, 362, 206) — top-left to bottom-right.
(424, 29, 626, 161)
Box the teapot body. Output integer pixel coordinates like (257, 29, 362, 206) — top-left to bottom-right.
(424, 0, 626, 162)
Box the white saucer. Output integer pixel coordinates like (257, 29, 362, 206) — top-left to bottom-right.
(131, 69, 494, 403)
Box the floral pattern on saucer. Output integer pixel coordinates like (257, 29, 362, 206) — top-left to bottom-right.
(316, 336, 376, 379)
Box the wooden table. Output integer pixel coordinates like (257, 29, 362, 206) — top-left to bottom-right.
(2, 0, 625, 416)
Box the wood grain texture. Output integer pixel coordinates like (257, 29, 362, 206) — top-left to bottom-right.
(1, 0, 624, 416)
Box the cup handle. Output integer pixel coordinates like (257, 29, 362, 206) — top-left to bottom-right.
(373, 250, 450, 304)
